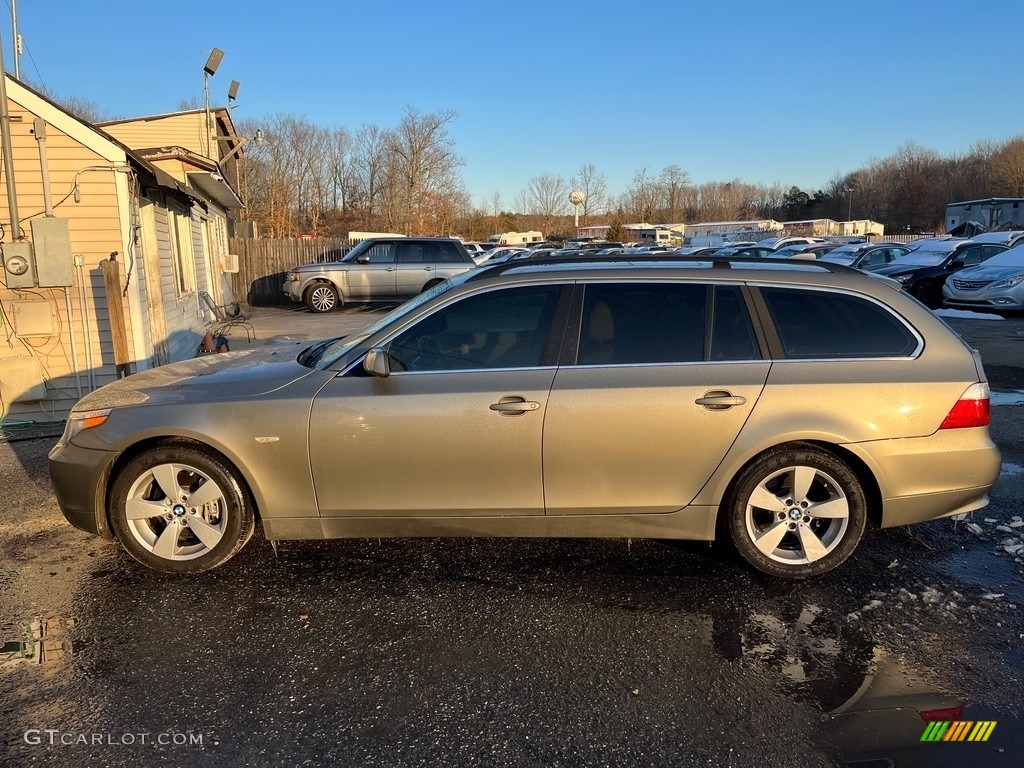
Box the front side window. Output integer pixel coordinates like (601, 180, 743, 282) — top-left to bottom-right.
(388, 285, 564, 372)
(762, 287, 918, 358)
(347, 242, 396, 264)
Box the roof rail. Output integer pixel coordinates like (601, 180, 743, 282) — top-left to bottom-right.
(468, 254, 863, 281)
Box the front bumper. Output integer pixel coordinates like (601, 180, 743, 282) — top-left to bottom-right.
(48, 439, 118, 538)
(282, 279, 303, 302)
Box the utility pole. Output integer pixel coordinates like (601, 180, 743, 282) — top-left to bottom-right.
(0, 29, 22, 236)
(10, 0, 19, 80)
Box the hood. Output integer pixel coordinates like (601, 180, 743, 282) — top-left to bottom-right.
(873, 263, 930, 276)
(73, 341, 319, 412)
(295, 261, 348, 272)
(953, 263, 1024, 281)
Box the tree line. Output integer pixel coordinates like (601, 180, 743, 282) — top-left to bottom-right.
(34, 80, 1024, 238)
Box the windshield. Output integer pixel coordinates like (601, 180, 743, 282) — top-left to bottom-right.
(301, 275, 468, 367)
(972, 244, 1024, 268)
(891, 249, 950, 267)
(819, 245, 859, 262)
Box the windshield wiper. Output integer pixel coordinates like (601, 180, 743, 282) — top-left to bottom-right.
(298, 337, 344, 367)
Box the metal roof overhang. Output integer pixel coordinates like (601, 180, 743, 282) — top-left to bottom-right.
(187, 171, 244, 209)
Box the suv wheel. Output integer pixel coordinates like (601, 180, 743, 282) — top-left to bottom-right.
(305, 282, 339, 313)
(727, 444, 867, 578)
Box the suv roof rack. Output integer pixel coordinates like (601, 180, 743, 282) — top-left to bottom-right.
(468, 254, 863, 281)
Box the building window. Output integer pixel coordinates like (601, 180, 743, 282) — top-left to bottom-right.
(168, 201, 196, 296)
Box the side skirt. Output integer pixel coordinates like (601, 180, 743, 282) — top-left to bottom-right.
(261, 507, 719, 542)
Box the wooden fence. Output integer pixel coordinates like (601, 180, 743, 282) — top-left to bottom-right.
(229, 238, 352, 306)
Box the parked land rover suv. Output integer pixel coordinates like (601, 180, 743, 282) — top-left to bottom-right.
(283, 237, 477, 312)
(51, 256, 1001, 578)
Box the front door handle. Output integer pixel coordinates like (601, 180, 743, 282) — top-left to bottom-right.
(695, 391, 747, 410)
(489, 396, 540, 415)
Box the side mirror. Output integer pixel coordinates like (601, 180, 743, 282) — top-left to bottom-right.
(363, 347, 390, 377)
(356, 254, 371, 264)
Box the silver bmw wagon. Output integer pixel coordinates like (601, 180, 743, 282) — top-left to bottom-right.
(49, 257, 1001, 578)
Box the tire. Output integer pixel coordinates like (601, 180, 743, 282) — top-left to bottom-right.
(305, 282, 339, 313)
(727, 444, 866, 578)
(109, 446, 255, 573)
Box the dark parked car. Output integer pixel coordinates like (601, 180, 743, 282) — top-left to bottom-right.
(873, 239, 1009, 308)
(712, 245, 775, 259)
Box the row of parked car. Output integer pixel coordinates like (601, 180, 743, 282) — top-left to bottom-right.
(280, 232, 1024, 315)
(483, 233, 1024, 314)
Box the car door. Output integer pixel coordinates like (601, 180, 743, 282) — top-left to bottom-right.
(543, 282, 770, 515)
(394, 241, 434, 297)
(308, 283, 569, 517)
(346, 240, 398, 300)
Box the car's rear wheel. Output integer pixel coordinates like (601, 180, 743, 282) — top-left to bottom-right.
(109, 446, 255, 573)
(305, 282, 339, 313)
(727, 444, 866, 578)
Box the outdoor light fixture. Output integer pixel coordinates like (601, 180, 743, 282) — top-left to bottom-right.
(203, 47, 225, 157)
(228, 80, 240, 102)
(203, 48, 224, 76)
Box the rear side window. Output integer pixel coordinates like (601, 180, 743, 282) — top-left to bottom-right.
(761, 288, 918, 358)
(434, 242, 467, 263)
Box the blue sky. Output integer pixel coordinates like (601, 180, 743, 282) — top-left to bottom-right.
(13, 0, 1024, 209)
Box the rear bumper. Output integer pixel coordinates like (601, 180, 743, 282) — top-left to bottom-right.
(844, 428, 1001, 528)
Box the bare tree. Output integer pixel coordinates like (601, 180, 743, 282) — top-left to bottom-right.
(992, 136, 1024, 197)
(625, 168, 660, 222)
(659, 164, 691, 223)
(388, 106, 463, 234)
(569, 164, 608, 222)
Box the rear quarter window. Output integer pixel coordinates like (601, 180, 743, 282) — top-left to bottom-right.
(761, 287, 918, 359)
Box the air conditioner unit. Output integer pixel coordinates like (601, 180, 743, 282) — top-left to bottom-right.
(223, 254, 239, 273)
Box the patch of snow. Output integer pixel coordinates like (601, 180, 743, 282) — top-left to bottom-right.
(935, 308, 1005, 321)
(991, 392, 1024, 407)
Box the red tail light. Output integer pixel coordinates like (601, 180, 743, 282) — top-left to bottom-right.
(939, 383, 990, 429)
(919, 705, 964, 722)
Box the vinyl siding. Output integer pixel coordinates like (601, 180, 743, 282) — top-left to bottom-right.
(0, 95, 132, 419)
(102, 113, 210, 158)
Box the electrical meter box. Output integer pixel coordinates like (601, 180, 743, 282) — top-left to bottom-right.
(30, 217, 74, 287)
(2, 242, 36, 289)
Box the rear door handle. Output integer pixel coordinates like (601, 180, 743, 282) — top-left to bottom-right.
(489, 396, 540, 415)
(695, 391, 747, 410)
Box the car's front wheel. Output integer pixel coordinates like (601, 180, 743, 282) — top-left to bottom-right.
(727, 444, 866, 578)
(109, 446, 255, 573)
(305, 282, 339, 313)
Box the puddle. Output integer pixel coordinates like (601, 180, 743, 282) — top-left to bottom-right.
(0, 617, 75, 669)
(990, 390, 1024, 406)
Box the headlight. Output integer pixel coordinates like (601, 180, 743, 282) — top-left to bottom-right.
(285, 272, 299, 282)
(895, 274, 911, 283)
(990, 275, 1024, 290)
(54, 408, 112, 450)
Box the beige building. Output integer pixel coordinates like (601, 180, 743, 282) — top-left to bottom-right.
(0, 78, 245, 421)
